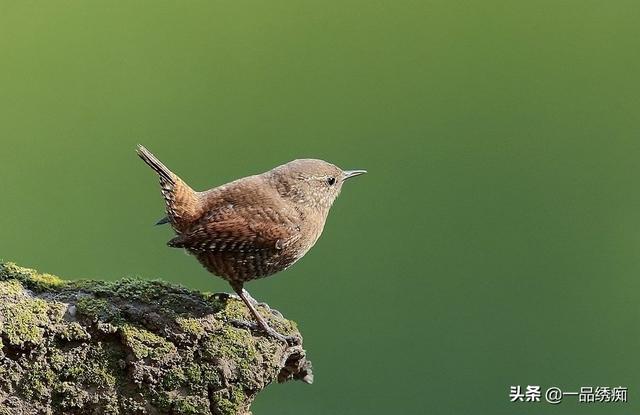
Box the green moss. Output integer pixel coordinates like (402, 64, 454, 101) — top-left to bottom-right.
(111, 278, 160, 301)
(176, 317, 206, 337)
(58, 346, 118, 389)
(49, 350, 65, 371)
(171, 395, 211, 415)
(67, 277, 220, 319)
(108, 278, 190, 312)
(120, 324, 177, 362)
(54, 381, 87, 410)
(20, 360, 56, 400)
(0, 278, 24, 295)
(0, 280, 53, 347)
(76, 296, 119, 322)
(162, 367, 186, 390)
(214, 386, 247, 415)
(202, 326, 258, 378)
(0, 262, 65, 292)
(203, 327, 249, 360)
(67, 278, 176, 305)
(28, 272, 64, 291)
(56, 322, 91, 342)
(223, 298, 251, 320)
(200, 363, 223, 389)
(0, 261, 308, 414)
(222, 297, 298, 336)
(66, 278, 113, 292)
(81, 361, 117, 389)
(184, 363, 202, 384)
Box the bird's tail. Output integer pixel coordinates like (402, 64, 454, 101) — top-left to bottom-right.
(136, 144, 175, 187)
(136, 145, 201, 232)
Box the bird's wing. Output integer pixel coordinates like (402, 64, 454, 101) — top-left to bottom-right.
(167, 210, 301, 254)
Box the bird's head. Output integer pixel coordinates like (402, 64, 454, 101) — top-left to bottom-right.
(268, 159, 366, 211)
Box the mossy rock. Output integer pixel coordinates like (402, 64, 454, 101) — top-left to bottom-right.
(0, 262, 312, 415)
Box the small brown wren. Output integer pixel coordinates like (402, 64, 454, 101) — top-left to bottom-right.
(136, 145, 366, 343)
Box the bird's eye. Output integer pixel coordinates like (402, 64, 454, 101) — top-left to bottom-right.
(327, 177, 336, 186)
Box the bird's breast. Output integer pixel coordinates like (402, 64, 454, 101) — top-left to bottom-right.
(296, 215, 327, 254)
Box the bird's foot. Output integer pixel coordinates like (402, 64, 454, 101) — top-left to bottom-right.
(241, 289, 259, 305)
(229, 318, 258, 330)
(264, 327, 302, 346)
(229, 319, 301, 346)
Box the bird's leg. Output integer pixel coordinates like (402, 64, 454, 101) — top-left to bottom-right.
(241, 288, 259, 305)
(231, 283, 300, 346)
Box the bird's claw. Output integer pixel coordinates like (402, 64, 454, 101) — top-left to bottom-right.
(229, 319, 258, 330)
(228, 319, 301, 346)
(265, 328, 302, 346)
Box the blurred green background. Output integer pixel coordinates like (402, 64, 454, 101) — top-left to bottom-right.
(1, 1, 639, 413)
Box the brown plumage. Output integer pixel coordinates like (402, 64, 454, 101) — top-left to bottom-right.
(136, 145, 366, 343)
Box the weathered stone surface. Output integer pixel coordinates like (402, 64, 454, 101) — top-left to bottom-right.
(0, 262, 312, 415)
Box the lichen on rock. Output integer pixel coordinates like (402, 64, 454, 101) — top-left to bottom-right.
(0, 262, 312, 415)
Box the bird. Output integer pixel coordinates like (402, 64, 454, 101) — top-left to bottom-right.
(136, 145, 366, 343)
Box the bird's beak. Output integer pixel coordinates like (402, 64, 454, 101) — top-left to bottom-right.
(342, 169, 367, 181)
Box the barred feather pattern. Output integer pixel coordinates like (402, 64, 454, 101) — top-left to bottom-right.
(137, 145, 201, 233)
(168, 205, 304, 282)
(138, 147, 348, 286)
